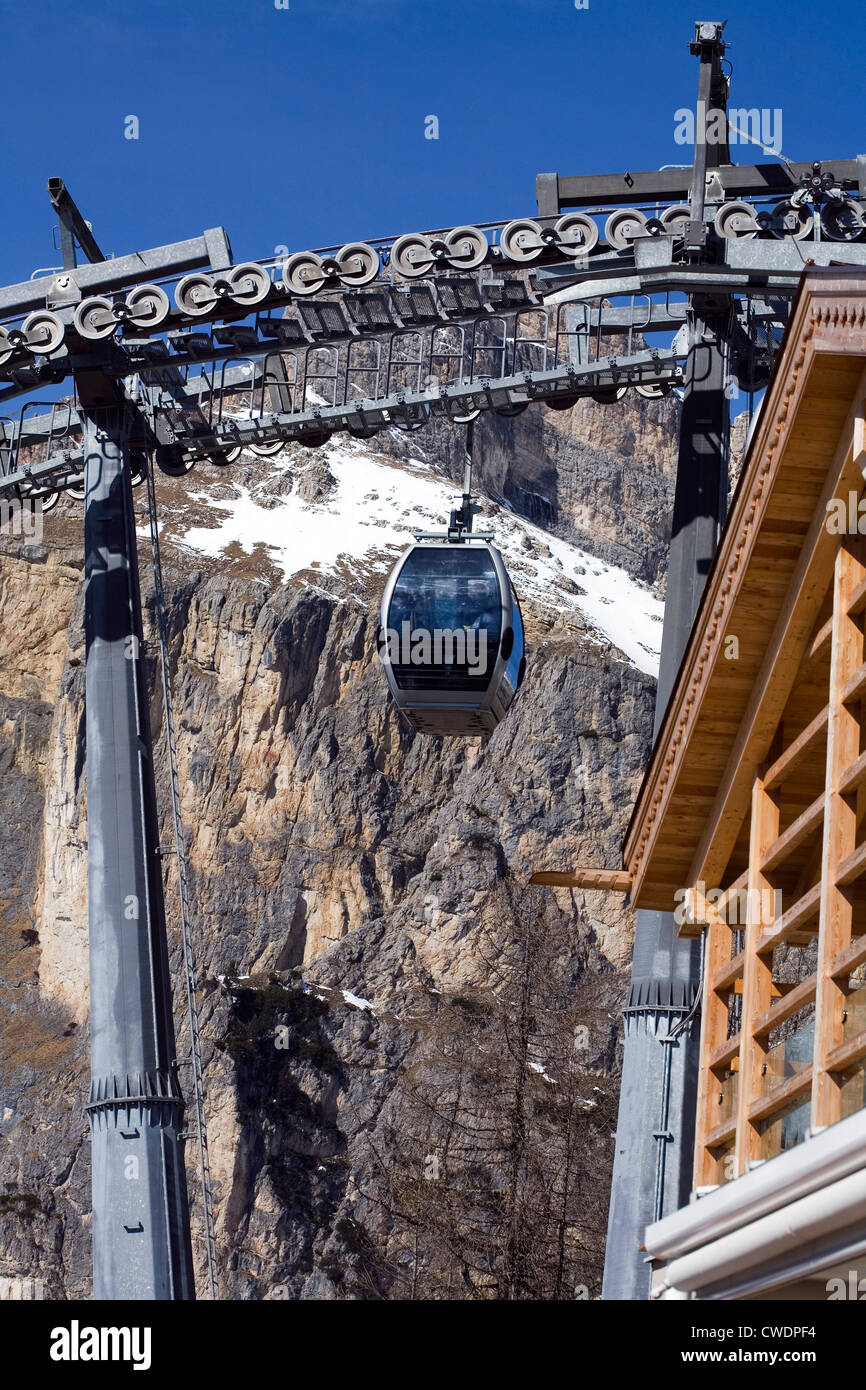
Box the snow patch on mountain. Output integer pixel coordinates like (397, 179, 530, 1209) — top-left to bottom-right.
(175, 437, 662, 675)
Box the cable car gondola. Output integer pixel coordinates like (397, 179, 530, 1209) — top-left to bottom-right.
(378, 432, 526, 735)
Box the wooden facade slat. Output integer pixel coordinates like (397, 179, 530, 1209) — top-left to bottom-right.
(735, 775, 779, 1173)
(839, 747, 866, 796)
(831, 932, 866, 980)
(757, 881, 821, 955)
(752, 974, 817, 1039)
(804, 616, 833, 666)
(708, 1033, 741, 1071)
(825, 1031, 866, 1073)
(836, 839, 866, 887)
(847, 574, 866, 616)
(747, 1066, 813, 1124)
(712, 950, 745, 994)
(762, 793, 825, 873)
(764, 705, 828, 791)
(841, 661, 866, 706)
(813, 540, 865, 1129)
(705, 1116, 737, 1150)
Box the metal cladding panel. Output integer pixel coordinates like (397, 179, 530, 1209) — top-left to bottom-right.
(83, 401, 194, 1300)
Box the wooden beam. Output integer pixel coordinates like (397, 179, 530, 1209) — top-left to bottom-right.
(752, 974, 817, 1039)
(813, 538, 865, 1129)
(683, 381, 866, 893)
(757, 881, 821, 955)
(831, 932, 866, 980)
(762, 793, 825, 874)
(716, 870, 749, 920)
(708, 1032, 741, 1071)
(735, 774, 779, 1174)
(764, 705, 828, 791)
(839, 748, 866, 796)
(705, 1115, 738, 1150)
(528, 869, 632, 891)
(836, 839, 866, 887)
(712, 950, 745, 994)
(826, 1030, 866, 1073)
(854, 398, 866, 475)
(841, 662, 866, 706)
(804, 615, 833, 664)
(695, 911, 738, 1187)
(847, 574, 866, 617)
(747, 1065, 813, 1125)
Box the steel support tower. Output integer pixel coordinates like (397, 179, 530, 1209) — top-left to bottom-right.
(48, 195, 197, 1300)
(602, 23, 731, 1300)
(82, 372, 195, 1300)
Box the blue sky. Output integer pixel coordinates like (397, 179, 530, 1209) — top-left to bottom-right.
(0, 0, 862, 283)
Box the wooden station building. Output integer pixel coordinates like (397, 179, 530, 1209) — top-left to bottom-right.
(536, 268, 866, 1299)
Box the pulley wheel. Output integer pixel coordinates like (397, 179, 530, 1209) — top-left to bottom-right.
(73, 297, 117, 340)
(733, 352, 772, 393)
(66, 478, 87, 500)
(659, 204, 691, 234)
(228, 262, 273, 307)
(282, 252, 326, 296)
(21, 311, 65, 355)
(390, 234, 434, 278)
(250, 440, 285, 456)
(500, 219, 545, 263)
(26, 488, 60, 513)
(604, 208, 648, 249)
(129, 455, 147, 488)
(298, 431, 330, 449)
(336, 242, 380, 286)
(207, 444, 243, 465)
(125, 284, 171, 329)
(590, 384, 628, 404)
(175, 274, 218, 316)
(492, 401, 530, 417)
(0, 326, 12, 365)
(554, 213, 599, 256)
(820, 199, 865, 242)
(771, 200, 812, 240)
(444, 404, 482, 424)
(545, 395, 580, 411)
(156, 445, 196, 476)
(391, 403, 430, 431)
(635, 382, 671, 399)
(713, 201, 759, 239)
(445, 226, 489, 269)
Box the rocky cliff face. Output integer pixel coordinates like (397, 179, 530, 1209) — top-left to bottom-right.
(0, 389, 681, 1299)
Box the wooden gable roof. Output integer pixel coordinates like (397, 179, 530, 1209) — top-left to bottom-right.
(623, 268, 866, 910)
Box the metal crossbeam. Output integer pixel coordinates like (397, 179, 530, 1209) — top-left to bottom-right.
(47, 179, 106, 267)
(538, 157, 864, 214)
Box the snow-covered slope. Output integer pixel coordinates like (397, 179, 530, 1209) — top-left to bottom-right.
(161, 436, 662, 676)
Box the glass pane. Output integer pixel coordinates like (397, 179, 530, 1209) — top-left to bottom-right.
(759, 1096, 811, 1160)
(504, 586, 525, 691)
(762, 1017, 814, 1096)
(843, 980, 866, 1042)
(387, 546, 501, 691)
(711, 1138, 736, 1186)
(714, 1067, 739, 1125)
(840, 1063, 866, 1120)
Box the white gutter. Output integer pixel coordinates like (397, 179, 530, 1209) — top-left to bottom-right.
(645, 1105, 866, 1262)
(654, 1167, 866, 1298)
